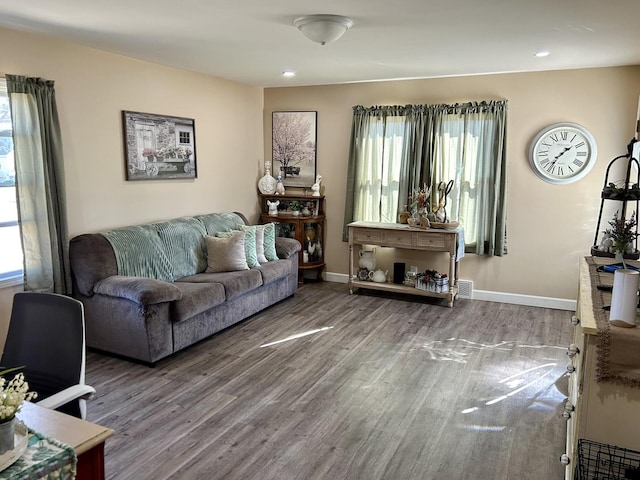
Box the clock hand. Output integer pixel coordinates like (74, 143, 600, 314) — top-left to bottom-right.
(554, 146, 572, 161)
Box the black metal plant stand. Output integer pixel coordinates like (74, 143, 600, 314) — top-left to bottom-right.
(591, 138, 640, 259)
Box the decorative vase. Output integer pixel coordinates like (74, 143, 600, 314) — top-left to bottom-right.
(258, 161, 277, 194)
(0, 417, 16, 454)
(398, 206, 410, 224)
(358, 249, 376, 271)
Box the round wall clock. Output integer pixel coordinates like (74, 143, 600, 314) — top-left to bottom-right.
(528, 122, 597, 184)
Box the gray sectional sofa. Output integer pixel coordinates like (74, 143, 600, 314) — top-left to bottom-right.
(69, 212, 300, 364)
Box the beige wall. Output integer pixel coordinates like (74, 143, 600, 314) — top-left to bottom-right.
(1, 24, 639, 338)
(264, 66, 640, 300)
(0, 26, 264, 344)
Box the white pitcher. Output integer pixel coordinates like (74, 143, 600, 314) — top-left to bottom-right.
(358, 248, 376, 271)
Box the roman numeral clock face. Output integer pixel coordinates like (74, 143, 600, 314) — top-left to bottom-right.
(529, 123, 597, 184)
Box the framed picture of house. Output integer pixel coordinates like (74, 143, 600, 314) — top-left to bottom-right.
(272, 111, 317, 187)
(122, 111, 197, 181)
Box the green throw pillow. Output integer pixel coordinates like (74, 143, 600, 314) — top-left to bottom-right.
(263, 223, 278, 261)
(244, 225, 268, 264)
(217, 228, 260, 268)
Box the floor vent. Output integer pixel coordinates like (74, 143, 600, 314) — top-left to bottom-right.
(457, 280, 473, 299)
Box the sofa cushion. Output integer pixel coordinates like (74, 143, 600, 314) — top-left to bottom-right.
(216, 228, 260, 268)
(155, 217, 207, 279)
(177, 269, 263, 301)
(205, 232, 249, 273)
(263, 222, 278, 261)
(258, 260, 294, 286)
(170, 282, 226, 322)
(101, 225, 173, 282)
(94, 276, 182, 305)
(195, 212, 246, 236)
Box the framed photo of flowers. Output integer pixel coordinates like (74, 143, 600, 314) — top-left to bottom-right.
(122, 110, 197, 181)
(272, 111, 317, 187)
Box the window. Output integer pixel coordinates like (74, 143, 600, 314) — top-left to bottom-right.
(345, 102, 507, 255)
(179, 131, 190, 145)
(0, 79, 23, 283)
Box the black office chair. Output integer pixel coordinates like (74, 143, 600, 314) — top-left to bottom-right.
(2, 292, 95, 419)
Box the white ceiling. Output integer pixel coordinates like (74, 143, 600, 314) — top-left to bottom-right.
(1, 0, 640, 88)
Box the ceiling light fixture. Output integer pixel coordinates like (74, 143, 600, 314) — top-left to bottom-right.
(534, 50, 550, 57)
(293, 14, 353, 46)
(282, 70, 296, 77)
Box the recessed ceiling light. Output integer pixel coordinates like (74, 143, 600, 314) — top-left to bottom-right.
(534, 51, 550, 57)
(282, 70, 296, 77)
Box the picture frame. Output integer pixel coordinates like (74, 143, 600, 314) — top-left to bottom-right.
(272, 111, 317, 187)
(123, 110, 197, 181)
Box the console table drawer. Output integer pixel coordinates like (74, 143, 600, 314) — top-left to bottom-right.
(351, 228, 382, 243)
(381, 230, 413, 247)
(415, 233, 449, 249)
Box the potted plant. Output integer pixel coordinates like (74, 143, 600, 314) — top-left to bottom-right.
(289, 200, 301, 216)
(0, 371, 36, 453)
(603, 211, 639, 259)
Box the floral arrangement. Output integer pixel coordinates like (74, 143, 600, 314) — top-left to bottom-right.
(142, 148, 157, 158)
(604, 211, 639, 254)
(408, 184, 431, 212)
(156, 146, 192, 159)
(0, 372, 37, 423)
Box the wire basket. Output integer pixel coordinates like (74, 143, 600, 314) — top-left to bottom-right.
(577, 439, 640, 480)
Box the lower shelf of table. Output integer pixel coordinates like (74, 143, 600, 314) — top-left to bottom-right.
(349, 279, 458, 305)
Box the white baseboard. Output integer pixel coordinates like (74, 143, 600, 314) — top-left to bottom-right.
(322, 272, 577, 311)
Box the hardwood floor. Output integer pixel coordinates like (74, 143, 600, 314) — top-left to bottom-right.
(85, 282, 573, 480)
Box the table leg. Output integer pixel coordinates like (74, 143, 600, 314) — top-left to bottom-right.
(349, 244, 354, 294)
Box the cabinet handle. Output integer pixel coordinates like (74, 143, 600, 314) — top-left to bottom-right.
(571, 315, 580, 326)
(560, 454, 571, 466)
(566, 344, 580, 358)
(566, 365, 576, 374)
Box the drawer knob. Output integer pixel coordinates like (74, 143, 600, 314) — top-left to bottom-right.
(566, 365, 576, 374)
(567, 344, 580, 358)
(560, 454, 570, 466)
(571, 315, 580, 326)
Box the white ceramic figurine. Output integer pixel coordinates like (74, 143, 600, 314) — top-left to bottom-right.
(311, 175, 322, 197)
(267, 199, 279, 216)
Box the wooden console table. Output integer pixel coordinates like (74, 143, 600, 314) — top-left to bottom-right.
(18, 402, 114, 480)
(348, 221, 460, 307)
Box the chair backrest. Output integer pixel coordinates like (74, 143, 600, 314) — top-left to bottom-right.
(2, 292, 87, 416)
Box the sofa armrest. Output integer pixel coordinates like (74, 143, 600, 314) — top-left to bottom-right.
(93, 276, 182, 306)
(276, 237, 301, 259)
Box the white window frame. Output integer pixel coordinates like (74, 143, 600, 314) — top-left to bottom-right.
(0, 79, 23, 288)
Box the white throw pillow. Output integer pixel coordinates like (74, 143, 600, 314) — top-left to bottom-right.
(253, 224, 268, 264)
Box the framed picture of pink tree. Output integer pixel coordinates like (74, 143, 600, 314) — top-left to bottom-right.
(272, 111, 317, 187)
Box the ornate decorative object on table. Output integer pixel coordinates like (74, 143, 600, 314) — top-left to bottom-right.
(258, 160, 277, 194)
(0, 372, 37, 455)
(275, 175, 286, 195)
(311, 174, 322, 197)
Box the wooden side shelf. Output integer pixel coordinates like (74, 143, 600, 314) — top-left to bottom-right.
(259, 193, 325, 283)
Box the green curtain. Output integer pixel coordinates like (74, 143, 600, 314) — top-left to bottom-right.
(342, 101, 508, 256)
(6, 75, 70, 293)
